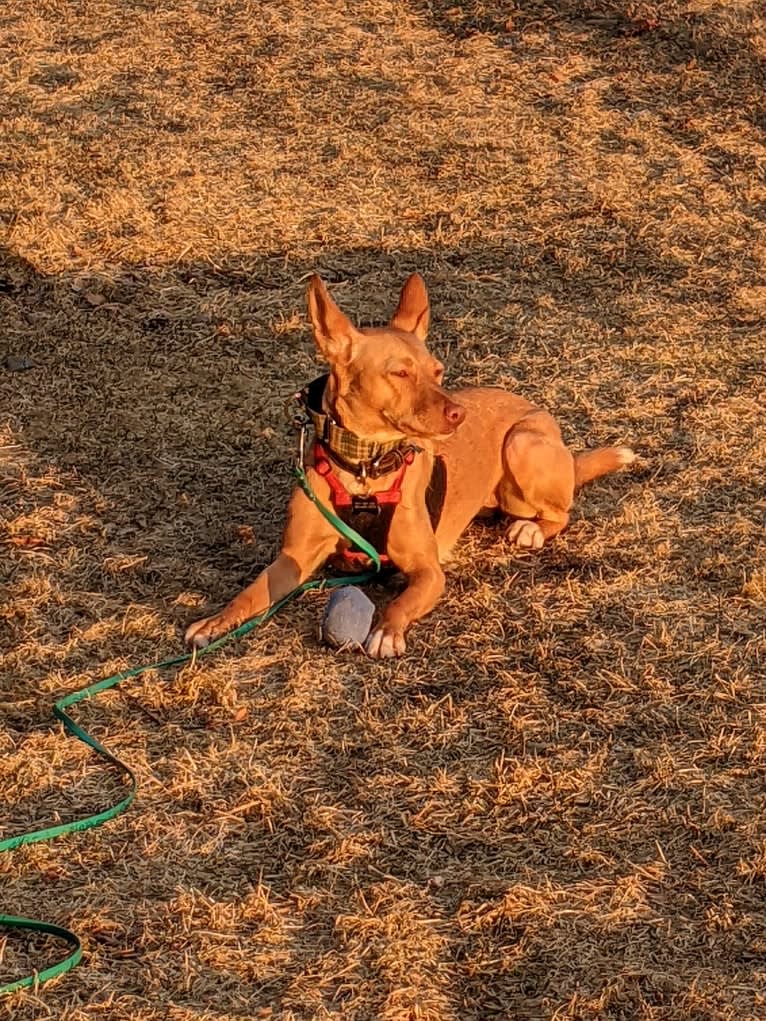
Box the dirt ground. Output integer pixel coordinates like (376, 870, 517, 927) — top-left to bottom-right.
(1, 1, 765, 1018)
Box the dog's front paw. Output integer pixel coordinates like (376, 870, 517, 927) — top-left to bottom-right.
(185, 612, 236, 649)
(508, 519, 545, 550)
(365, 627, 406, 659)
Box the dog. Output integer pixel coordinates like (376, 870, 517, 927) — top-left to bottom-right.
(186, 273, 634, 658)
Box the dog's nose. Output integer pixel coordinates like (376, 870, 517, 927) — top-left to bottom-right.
(444, 401, 466, 427)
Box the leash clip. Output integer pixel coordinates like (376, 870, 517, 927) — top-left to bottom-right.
(288, 389, 313, 474)
(286, 389, 311, 431)
(295, 421, 309, 473)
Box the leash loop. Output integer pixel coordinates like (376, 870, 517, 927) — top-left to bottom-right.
(1, 462, 381, 995)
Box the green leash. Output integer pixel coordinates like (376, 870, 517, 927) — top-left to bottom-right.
(0, 464, 380, 995)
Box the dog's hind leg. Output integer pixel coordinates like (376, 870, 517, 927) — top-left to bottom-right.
(496, 412, 575, 549)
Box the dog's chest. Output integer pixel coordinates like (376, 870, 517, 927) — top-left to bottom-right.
(343, 475, 373, 497)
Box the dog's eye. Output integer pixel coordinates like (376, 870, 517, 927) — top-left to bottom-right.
(392, 369, 409, 379)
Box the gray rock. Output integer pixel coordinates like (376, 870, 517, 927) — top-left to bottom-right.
(320, 587, 375, 650)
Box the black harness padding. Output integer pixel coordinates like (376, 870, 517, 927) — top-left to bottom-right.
(426, 455, 447, 532)
(336, 501, 397, 556)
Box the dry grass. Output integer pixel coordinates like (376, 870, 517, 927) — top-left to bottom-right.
(1, 0, 766, 1017)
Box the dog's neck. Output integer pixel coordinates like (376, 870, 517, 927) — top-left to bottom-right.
(322, 375, 402, 446)
(300, 374, 418, 481)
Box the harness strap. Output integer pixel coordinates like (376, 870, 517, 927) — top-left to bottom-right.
(313, 441, 416, 566)
(313, 442, 413, 508)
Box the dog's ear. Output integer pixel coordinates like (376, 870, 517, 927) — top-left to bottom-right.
(307, 275, 360, 366)
(389, 273, 430, 342)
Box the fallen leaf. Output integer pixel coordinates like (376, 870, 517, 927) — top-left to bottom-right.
(7, 535, 48, 547)
(235, 524, 256, 544)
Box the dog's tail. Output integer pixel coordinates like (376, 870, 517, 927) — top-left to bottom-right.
(574, 446, 635, 491)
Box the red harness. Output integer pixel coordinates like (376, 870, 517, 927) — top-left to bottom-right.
(313, 441, 416, 564)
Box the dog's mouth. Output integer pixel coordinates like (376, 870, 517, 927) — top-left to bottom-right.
(384, 414, 458, 441)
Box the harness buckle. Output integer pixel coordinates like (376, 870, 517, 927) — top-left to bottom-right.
(350, 496, 381, 516)
(287, 389, 311, 430)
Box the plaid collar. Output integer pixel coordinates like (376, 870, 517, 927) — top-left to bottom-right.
(299, 374, 421, 480)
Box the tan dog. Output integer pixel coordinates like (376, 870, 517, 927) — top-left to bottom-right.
(186, 274, 634, 658)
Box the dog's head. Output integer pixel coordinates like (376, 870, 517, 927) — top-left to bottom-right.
(307, 273, 465, 442)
